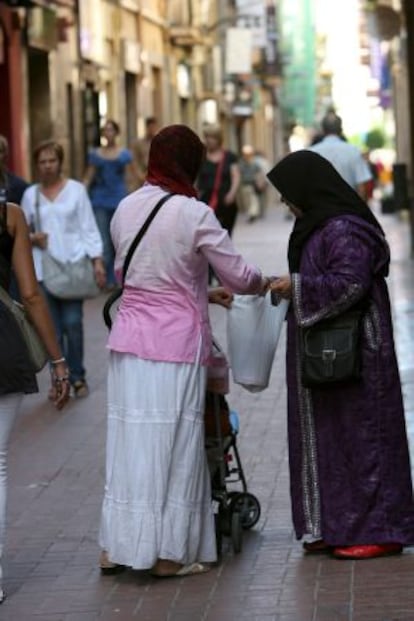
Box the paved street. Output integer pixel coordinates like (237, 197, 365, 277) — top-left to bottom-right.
(2, 201, 414, 621)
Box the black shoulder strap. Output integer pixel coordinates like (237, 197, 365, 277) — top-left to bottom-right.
(121, 192, 174, 284)
(102, 192, 175, 330)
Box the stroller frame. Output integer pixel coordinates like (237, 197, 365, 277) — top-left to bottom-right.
(206, 389, 261, 556)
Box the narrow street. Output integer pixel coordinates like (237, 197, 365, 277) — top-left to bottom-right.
(2, 202, 414, 621)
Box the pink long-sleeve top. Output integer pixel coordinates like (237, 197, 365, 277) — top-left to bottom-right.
(107, 184, 262, 365)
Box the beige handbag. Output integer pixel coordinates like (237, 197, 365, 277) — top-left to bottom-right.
(35, 186, 100, 300)
(41, 252, 99, 300)
(0, 285, 48, 372)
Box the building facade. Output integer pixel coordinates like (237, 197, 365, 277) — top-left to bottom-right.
(1, 0, 282, 182)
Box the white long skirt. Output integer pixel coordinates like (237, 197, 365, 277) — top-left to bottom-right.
(99, 351, 217, 569)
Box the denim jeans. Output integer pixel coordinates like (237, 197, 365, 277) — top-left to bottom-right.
(42, 287, 85, 384)
(94, 207, 116, 286)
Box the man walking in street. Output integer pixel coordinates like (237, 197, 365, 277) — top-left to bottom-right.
(238, 144, 266, 223)
(309, 113, 372, 200)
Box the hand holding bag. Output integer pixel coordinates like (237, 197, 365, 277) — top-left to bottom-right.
(0, 285, 48, 372)
(227, 293, 289, 392)
(300, 308, 364, 388)
(35, 187, 100, 300)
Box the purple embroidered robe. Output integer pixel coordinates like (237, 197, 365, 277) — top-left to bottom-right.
(287, 215, 414, 545)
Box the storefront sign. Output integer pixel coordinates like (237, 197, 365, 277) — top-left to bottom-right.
(79, 0, 105, 64)
(225, 28, 252, 75)
(122, 39, 140, 74)
(264, 3, 281, 77)
(177, 63, 191, 98)
(235, 0, 266, 49)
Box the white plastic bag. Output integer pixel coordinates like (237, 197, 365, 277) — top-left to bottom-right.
(227, 294, 289, 392)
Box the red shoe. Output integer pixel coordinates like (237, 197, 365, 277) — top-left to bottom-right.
(333, 543, 403, 560)
(303, 539, 333, 554)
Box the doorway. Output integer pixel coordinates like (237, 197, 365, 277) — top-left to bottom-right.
(27, 48, 52, 169)
(82, 83, 100, 164)
(125, 71, 138, 147)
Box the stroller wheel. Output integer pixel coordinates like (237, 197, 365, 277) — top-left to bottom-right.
(230, 492, 261, 530)
(231, 510, 243, 554)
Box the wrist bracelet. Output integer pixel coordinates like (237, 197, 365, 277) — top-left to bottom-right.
(51, 357, 66, 365)
(53, 375, 70, 383)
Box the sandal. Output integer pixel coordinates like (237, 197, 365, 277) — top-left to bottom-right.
(73, 380, 89, 398)
(303, 539, 333, 554)
(151, 562, 211, 578)
(99, 551, 125, 575)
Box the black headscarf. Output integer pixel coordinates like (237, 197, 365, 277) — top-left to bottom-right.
(266, 150, 386, 272)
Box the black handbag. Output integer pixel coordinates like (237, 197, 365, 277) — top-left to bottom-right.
(300, 308, 364, 387)
(102, 193, 175, 330)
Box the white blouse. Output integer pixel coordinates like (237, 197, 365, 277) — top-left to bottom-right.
(21, 179, 103, 281)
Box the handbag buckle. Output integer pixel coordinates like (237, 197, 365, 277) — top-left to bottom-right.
(322, 349, 337, 362)
(322, 348, 336, 379)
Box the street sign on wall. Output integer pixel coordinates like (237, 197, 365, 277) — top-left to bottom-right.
(225, 27, 252, 74)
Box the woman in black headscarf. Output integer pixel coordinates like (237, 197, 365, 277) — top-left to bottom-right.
(268, 150, 414, 560)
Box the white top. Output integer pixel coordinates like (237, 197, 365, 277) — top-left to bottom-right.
(309, 136, 372, 189)
(21, 179, 103, 281)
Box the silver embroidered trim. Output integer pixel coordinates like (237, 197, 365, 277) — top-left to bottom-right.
(363, 302, 382, 351)
(292, 272, 364, 328)
(295, 329, 321, 538)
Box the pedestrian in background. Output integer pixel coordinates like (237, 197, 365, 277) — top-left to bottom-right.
(0, 197, 70, 603)
(99, 124, 269, 576)
(268, 150, 414, 560)
(131, 116, 159, 188)
(0, 135, 29, 205)
(254, 149, 271, 218)
(309, 112, 372, 200)
(22, 140, 105, 398)
(238, 144, 266, 223)
(197, 124, 240, 237)
(84, 120, 134, 289)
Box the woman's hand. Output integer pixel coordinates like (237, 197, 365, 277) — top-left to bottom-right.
(257, 276, 272, 296)
(93, 258, 106, 289)
(270, 275, 292, 300)
(30, 232, 48, 249)
(50, 361, 71, 410)
(223, 191, 235, 205)
(208, 287, 234, 308)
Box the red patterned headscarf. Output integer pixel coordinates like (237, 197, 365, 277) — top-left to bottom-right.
(146, 125, 205, 198)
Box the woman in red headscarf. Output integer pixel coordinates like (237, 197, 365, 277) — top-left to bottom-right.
(99, 125, 268, 577)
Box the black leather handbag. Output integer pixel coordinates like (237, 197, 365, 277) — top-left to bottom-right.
(300, 308, 364, 388)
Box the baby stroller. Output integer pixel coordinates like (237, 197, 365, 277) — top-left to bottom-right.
(205, 342, 261, 555)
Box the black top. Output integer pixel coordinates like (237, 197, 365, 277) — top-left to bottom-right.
(2, 171, 29, 205)
(0, 204, 38, 395)
(0, 204, 13, 291)
(197, 151, 238, 207)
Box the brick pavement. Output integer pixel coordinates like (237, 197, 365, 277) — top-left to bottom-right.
(1, 204, 414, 621)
